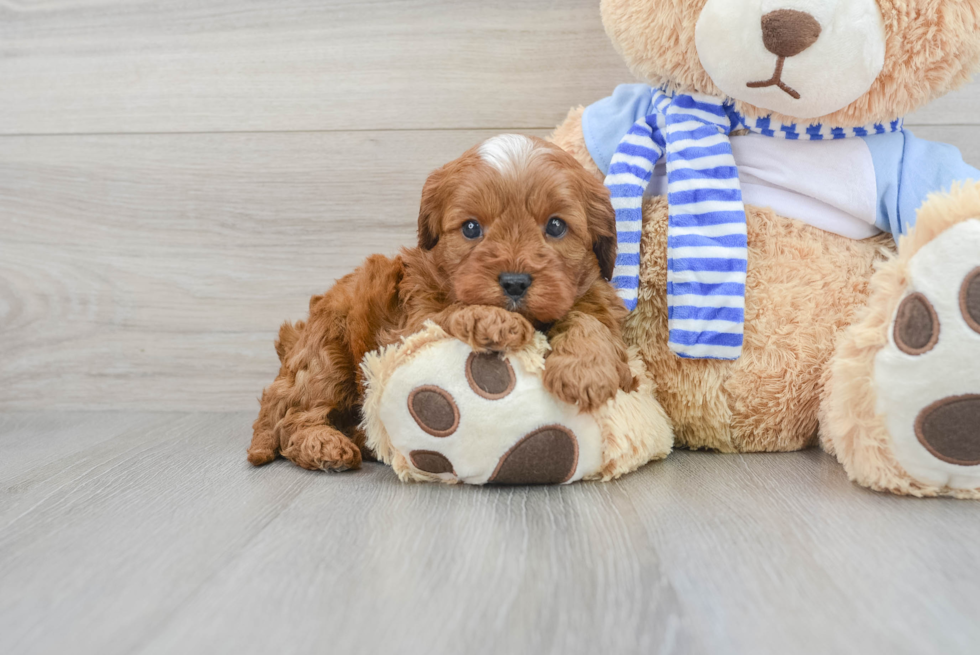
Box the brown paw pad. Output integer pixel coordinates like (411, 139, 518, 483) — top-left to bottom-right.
(962, 267, 980, 334)
(489, 425, 579, 485)
(895, 292, 940, 356)
(915, 395, 980, 466)
(410, 450, 455, 475)
(466, 352, 516, 400)
(408, 386, 459, 438)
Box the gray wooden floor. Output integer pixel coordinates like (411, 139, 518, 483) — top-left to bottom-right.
(2, 411, 979, 655)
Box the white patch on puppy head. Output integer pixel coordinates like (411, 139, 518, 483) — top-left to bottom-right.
(478, 134, 538, 175)
(695, 0, 886, 121)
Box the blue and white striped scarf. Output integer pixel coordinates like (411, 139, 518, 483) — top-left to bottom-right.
(606, 89, 903, 360)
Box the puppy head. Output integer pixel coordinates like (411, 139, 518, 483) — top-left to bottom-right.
(417, 135, 617, 326)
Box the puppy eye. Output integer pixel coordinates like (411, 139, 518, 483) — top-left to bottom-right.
(545, 217, 568, 238)
(461, 219, 483, 240)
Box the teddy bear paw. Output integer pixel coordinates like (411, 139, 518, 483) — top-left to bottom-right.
(874, 219, 980, 491)
(374, 338, 605, 485)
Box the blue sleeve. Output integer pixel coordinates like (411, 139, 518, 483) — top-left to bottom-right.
(582, 84, 655, 175)
(864, 130, 980, 235)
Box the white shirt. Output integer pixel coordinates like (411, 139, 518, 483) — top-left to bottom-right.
(643, 133, 881, 239)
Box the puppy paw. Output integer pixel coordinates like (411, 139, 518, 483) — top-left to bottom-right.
(443, 305, 535, 353)
(281, 426, 362, 472)
(543, 348, 633, 412)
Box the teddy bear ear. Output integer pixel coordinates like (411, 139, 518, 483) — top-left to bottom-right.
(417, 164, 449, 250)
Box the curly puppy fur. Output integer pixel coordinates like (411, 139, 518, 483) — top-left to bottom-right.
(248, 136, 634, 472)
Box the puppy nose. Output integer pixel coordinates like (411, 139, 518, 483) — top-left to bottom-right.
(761, 9, 822, 58)
(499, 272, 532, 300)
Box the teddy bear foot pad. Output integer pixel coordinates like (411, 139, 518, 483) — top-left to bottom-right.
(875, 219, 980, 490)
(412, 424, 581, 485)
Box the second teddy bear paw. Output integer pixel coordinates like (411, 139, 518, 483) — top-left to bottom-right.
(874, 220, 980, 490)
(821, 187, 980, 498)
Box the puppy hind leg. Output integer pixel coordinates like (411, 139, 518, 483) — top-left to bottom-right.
(248, 365, 363, 470)
(250, 392, 365, 472)
(247, 428, 279, 466)
(279, 408, 363, 472)
(249, 321, 307, 466)
(250, 254, 403, 471)
(329, 406, 376, 461)
(248, 380, 291, 466)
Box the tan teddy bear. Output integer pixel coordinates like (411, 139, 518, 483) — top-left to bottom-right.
(550, 0, 980, 497)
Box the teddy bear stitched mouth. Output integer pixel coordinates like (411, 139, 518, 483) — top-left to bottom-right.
(747, 58, 803, 100)
(746, 9, 823, 100)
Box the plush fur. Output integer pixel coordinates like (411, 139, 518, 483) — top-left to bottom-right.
(625, 198, 892, 453)
(248, 136, 635, 472)
(550, 0, 980, 460)
(553, 105, 893, 452)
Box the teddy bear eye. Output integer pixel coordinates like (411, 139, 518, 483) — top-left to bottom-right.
(461, 220, 483, 240)
(545, 217, 568, 238)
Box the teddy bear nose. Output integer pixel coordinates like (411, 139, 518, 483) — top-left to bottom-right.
(499, 272, 532, 300)
(761, 9, 822, 58)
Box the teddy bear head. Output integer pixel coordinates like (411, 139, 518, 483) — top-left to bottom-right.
(601, 0, 980, 126)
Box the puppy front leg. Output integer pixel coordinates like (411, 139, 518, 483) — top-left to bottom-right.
(544, 287, 634, 412)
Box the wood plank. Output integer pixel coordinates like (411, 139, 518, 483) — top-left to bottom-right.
(0, 412, 316, 655)
(617, 451, 980, 653)
(0, 412, 173, 481)
(2, 412, 979, 654)
(2, 127, 979, 412)
(0, 0, 634, 135)
(1, 0, 974, 136)
(0, 129, 545, 411)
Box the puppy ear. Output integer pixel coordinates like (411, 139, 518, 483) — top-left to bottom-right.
(584, 176, 619, 282)
(418, 165, 448, 250)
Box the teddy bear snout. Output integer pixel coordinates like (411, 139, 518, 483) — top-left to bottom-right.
(760, 9, 822, 59)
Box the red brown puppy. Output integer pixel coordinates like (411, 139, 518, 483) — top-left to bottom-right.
(248, 135, 634, 472)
